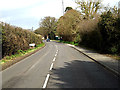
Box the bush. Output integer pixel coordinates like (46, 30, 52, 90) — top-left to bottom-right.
(98, 10, 120, 54)
(77, 17, 102, 51)
(109, 46, 118, 54)
(57, 9, 81, 41)
(1, 22, 42, 57)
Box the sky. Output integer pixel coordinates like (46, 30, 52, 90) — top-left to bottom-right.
(0, 0, 120, 30)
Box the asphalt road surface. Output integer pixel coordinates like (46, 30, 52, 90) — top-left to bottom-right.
(2, 41, 119, 88)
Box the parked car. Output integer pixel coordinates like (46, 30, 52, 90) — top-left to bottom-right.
(46, 38, 50, 42)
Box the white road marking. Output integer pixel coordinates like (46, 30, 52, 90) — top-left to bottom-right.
(53, 57, 56, 62)
(49, 63, 54, 70)
(42, 49, 58, 88)
(42, 74, 50, 88)
(3, 47, 48, 73)
(56, 50, 58, 54)
(55, 53, 57, 57)
(27, 52, 49, 72)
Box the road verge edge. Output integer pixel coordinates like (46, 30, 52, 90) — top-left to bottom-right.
(2, 43, 46, 70)
(67, 44, 120, 78)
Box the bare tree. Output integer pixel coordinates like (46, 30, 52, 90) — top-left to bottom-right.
(75, 0, 102, 19)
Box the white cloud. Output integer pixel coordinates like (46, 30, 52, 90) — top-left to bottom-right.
(102, 0, 120, 7)
(64, 0, 77, 9)
(29, 0, 77, 19)
(0, 0, 42, 11)
(0, 0, 120, 30)
(0, 17, 12, 22)
(29, 0, 62, 19)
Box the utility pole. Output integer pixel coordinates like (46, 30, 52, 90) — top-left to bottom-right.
(118, 1, 120, 18)
(0, 22, 2, 60)
(32, 27, 33, 31)
(62, 0, 64, 15)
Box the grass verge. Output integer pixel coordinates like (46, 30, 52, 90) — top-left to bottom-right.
(57, 40, 79, 46)
(103, 54, 120, 60)
(0, 43, 45, 65)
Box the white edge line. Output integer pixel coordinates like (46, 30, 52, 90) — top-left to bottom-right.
(24, 52, 49, 72)
(27, 62, 39, 72)
(2, 46, 46, 72)
(49, 63, 54, 70)
(42, 74, 50, 88)
(2, 54, 35, 72)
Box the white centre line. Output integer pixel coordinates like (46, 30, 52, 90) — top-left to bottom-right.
(53, 57, 56, 62)
(42, 49, 59, 88)
(56, 50, 58, 53)
(55, 53, 57, 57)
(42, 74, 50, 88)
(49, 63, 54, 71)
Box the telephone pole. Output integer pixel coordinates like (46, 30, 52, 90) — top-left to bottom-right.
(31, 27, 33, 31)
(62, 0, 64, 15)
(118, 1, 120, 18)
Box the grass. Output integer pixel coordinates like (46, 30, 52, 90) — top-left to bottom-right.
(57, 40, 79, 46)
(0, 43, 45, 64)
(104, 54, 120, 60)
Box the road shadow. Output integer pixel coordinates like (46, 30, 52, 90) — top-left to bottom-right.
(49, 60, 119, 88)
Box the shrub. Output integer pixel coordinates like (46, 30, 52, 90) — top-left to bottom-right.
(57, 9, 81, 41)
(77, 16, 102, 50)
(1, 22, 42, 57)
(98, 10, 120, 54)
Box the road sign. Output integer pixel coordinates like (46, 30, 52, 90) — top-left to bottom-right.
(29, 43, 35, 47)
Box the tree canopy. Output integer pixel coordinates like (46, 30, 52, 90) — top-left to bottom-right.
(35, 16, 57, 39)
(65, 7, 73, 12)
(57, 9, 81, 41)
(75, 0, 102, 19)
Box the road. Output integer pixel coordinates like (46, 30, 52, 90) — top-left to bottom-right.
(2, 41, 119, 88)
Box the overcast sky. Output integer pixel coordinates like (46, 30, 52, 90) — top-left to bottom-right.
(0, 0, 119, 30)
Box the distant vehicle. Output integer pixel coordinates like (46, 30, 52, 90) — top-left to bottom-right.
(46, 38, 50, 42)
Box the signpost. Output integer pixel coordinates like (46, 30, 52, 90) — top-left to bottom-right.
(29, 43, 36, 49)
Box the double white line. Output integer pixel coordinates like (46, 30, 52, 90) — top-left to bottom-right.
(42, 48, 59, 88)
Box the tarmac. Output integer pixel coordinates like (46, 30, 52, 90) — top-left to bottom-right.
(67, 44, 120, 77)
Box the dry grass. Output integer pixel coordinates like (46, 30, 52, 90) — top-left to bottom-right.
(103, 54, 120, 60)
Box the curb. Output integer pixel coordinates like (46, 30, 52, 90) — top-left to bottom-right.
(68, 45, 120, 78)
(2, 43, 46, 70)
